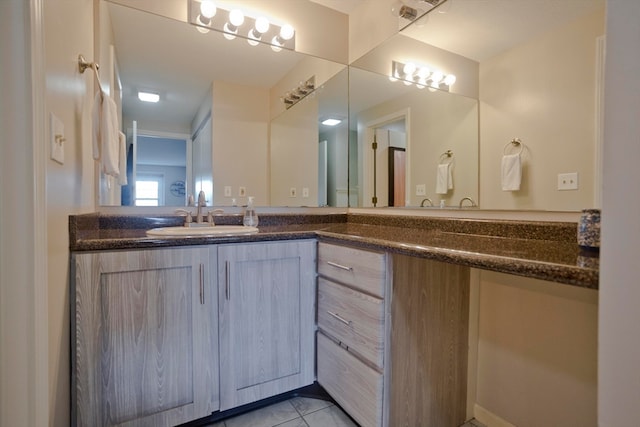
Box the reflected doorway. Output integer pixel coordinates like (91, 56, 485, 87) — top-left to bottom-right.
(121, 123, 192, 206)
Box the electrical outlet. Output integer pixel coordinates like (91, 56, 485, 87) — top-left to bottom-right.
(302, 187, 309, 198)
(289, 187, 297, 197)
(224, 186, 232, 197)
(416, 184, 426, 196)
(239, 187, 246, 197)
(557, 172, 579, 190)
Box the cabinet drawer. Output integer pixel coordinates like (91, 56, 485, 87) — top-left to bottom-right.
(317, 332, 383, 427)
(318, 243, 386, 298)
(317, 278, 384, 368)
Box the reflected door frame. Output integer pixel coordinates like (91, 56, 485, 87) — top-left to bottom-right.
(125, 123, 193, 206)
(360, 108, 410, 207)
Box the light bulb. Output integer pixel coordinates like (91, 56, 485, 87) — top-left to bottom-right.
(403, 62, 416, 76)
(223, 22, 237, 39)
(271, 36, 283, 52)
(228, 9, 244, 27)
(431, 70, 444, 84)
(199, 0, 216, 19)
(444, 74, 457, 86)
(417, 67, 431, 80)
(255, 17, 270, 34)
(280, 24, 295, 40)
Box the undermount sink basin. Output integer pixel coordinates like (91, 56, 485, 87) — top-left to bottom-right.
(146, 225, 259, 237)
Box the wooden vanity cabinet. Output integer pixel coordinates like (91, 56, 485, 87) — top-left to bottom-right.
(71, 247, 218, 427)
(217, 240, 316, 411)
(316, 242, 391, 427)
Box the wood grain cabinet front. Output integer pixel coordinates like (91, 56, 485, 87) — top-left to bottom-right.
(71, 247, 218, 427)
(316, 242, 390, 427)
(217, 240, 316, 411)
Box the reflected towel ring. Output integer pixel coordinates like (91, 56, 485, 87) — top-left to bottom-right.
(439, 149, 454, 164)
(503, 138, 524, 155)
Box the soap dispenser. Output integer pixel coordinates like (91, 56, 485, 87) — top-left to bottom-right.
(243, 196, 259, 227)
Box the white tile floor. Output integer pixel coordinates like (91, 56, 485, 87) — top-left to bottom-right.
(204, 396, 486, 427)
(205, 397, 357, 427)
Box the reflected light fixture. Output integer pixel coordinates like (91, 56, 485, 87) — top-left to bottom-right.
(138, 91, 160, 103)
(189, 0, 295, 51)
(391, 60, 456, 91)
(281, 76, 315, 109)
(321, 118, 342, 126)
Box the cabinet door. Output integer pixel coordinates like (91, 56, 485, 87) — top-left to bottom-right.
(218, 240, 316, 410)
(72, 247, 218, 427)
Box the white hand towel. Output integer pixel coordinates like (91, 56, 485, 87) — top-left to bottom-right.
(436, 163, 452, 194)
(91, 91, 120, 177)
(118, 131, 128, 186)
(501, 153, 522, 191)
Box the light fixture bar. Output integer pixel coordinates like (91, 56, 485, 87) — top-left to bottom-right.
(391, 60, 456, 91)
(281, 76, 315, 109)
(189, 0, 295, 51)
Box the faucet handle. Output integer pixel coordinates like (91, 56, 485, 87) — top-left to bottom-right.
(174, 209, 193, 224)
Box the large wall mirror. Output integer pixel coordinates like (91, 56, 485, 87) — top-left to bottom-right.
(98, 0, 605, 212)
(98, 0, 348, 208)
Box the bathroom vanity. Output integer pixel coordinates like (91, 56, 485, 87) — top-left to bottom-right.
(69, 212, 597, 427)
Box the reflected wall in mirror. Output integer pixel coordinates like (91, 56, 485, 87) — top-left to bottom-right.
(270, 67, 350, 207)
(97, 0, 349, 207)
(348, 66, 479, 208)
(393, 0, 605, 211)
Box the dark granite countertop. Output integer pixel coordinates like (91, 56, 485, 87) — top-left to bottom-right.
(69, 213, 599, 289)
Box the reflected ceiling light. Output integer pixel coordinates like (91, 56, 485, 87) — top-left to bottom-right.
(189, 0, 295, 51)
(391, 60, 456, 91)
(321, 118, 342, 126)
(138, 91, 160, 103)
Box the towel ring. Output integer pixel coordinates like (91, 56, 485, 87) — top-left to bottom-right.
(503, 138, 524, 155)
(439, 150, 454, 164)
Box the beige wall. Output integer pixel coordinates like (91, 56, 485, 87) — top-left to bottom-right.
(212, 81, 269, 206)
(599, 1, 640, 424)
(479, 8, 605, 211)
(44, 1, 97, 426)
(474, 271, 598, 426)
(270, 95, 319, 206)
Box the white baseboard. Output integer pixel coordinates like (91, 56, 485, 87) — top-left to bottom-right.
(474, 404, 517, 427)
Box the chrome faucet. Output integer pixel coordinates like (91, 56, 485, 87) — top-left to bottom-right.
(196, 190, 206, 223)
(459, 197, 477, 208)
(420, 198, 433, 207)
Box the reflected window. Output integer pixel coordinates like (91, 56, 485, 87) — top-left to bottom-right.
(135, 175, 164, 206)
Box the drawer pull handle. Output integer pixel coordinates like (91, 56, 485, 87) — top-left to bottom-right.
(326, 261, 353, 272)
(199, 264, 205, 305)
(327, 311, 352, 326)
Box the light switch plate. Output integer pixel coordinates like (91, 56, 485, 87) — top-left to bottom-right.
(50, 113, 64, 164)
(224, 186, 232, 197)
(238, 186, 246, 197)
(416, 184, 426, 196)
(302, 187, 309, 198)
(289, 187, 297, 197)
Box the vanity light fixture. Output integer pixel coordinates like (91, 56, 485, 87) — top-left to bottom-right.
(391, 60, 456, 91)
(138, 91, 160, 103)
(281, 76, 315, 109)
(189, 0, 295, 51)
